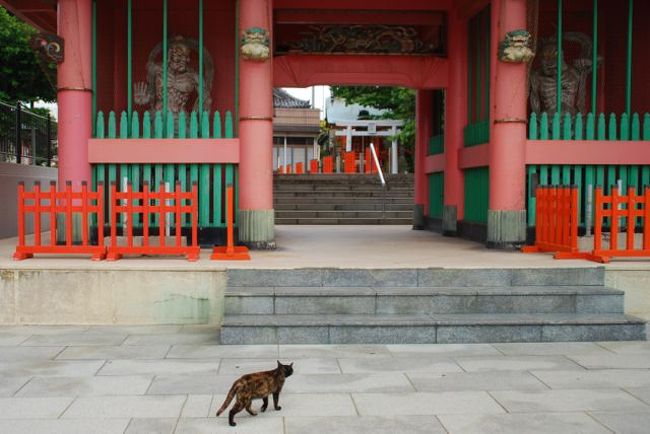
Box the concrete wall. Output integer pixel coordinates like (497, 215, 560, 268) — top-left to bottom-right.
(606, 268, 650, 321)
(0, 269, 226, 325)
(0, 162, 58, 239)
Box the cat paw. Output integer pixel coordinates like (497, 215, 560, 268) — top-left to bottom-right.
(229, 421, 237, 427)
(261, 406, 268, 412)
(274, 406, 282, 411)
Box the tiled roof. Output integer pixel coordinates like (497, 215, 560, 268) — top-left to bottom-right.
(273, 88, 311, 108)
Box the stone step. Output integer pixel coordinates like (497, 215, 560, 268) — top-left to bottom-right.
(226, 268, 606, 288)
(225, 286, 624, 316)
(275, 210, 413, 219)
(275, 217, 412, 225)
(274, 203, 413, 211)
(220, 313, 646, 344)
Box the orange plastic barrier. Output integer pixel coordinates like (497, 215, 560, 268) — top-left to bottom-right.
(344, 152, 356, 173)
(309, 159, 319, 174)
(211, 185, 250, 260)
(295, 162, 304, 174)
(588, 186, 650, 263)
(14, 181, 106, 261)
(106, 181, 199, 261)
(522, 186, 587, 259)
(285, 164, 292, 174)
(322, 156, 334, 174)
(364, 148, 378, 174)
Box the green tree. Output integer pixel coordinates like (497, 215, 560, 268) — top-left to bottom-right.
(0, 6, 56, 104)
(330, 86, 415, 170)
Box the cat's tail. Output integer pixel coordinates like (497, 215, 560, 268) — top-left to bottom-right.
(216, 384, 237, 416)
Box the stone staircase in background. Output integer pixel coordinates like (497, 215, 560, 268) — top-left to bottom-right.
(220, 267, 646, 344)
(274, 174, 413, 225)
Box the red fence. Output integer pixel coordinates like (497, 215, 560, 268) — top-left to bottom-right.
(14, 181, 106, 261)
(364, 148, 378, 174)
(106, 181, 200, 261)
(309, 159, 318, 174)
(344, 152, 356, 173)
(522, 186, 586, 259)
(589, 186, 650, 263)
(211, 185, 250, 260)
(322, 156, 334, 173)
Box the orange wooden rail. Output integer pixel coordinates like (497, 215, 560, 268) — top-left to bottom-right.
(106, 181, 199, 261)
(344, 152, 356, 173)
(322, 156, 334, 174)
(211, 185, 250, 260)
(309, 159, 319, 174)
(588, 186, 650, 263)
(14, 181, 106, 261)
(522, 186, 587, 259)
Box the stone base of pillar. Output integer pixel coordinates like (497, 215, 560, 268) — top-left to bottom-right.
(238, 209, 276, 250)
(487, 210, 527, 250)
(442, 205, 458, 236)
(412, 204, 425, 230)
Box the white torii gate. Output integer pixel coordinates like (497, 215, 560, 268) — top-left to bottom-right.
(334, 120, 404, 174)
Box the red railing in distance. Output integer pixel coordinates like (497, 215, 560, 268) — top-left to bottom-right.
(364, 148, 378, 174)
(322, 156, 334, 174)
(309, 159, 319, 174)
(344, 152, 356, 173)
(295, 162, 304, 174)
(14, 181, 106, 261)
(522, 186, 586, 259)
(285, 165, 292, 174)
(211, 185, 250, 260)
(589, 186, 650, 263)
(106, 181, 200, 261)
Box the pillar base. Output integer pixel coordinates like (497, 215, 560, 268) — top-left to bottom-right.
(412, 204, 425, 230)
(487, 210, 527, 250)
(442, 205, 458, 236)
(238, 209, 276, 250)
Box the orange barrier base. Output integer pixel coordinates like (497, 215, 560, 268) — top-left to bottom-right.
(106, 247, 200, 262)
(210, 245, 250, 260)
(521, 245, 589, 260)
(14, 246, 106, 261)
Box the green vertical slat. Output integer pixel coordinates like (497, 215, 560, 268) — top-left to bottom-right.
(166, 111, 174, 138)
(130, 164, 140, 227)
(551, 165, 560, 185)
(586, 112, 595, 139)
(631, 113, 640, 140)
(108, 111, 117, 138)
(92, 0, 97, 137)
(607, 166, 616, 194)
(642, 166, 650, 192)
(179, 164, 187, 226)
(562, 165, 571, 185)
(142, 111, 151, 138)
(213, 111, 222, 138)
(127, 0, 132, 119)
(154, 110, 163, 227)
(619, 166, 628, 192)
(529, 113, 538, 139)
(591, 0, 598, 114)
(201, 111, 210, 138)
(131, 111, 139, 139)
(120, 111, 128, 138)
(527, 165, 537, 226)
(190, 112, 199, 138)
(154, 164, 163, 227)
(585, 165, 595, 228)
(540, 165, 549, 186)
(164, 164, 175, 196)
(608, 113, 617, 140)
(643, 113, 650, 140)
(630, 165, 640, 226)
(597, 113, 606, 140)
(562, 112, 572, 139)
(190, 164, 199, 188)
(96, 112, 105, 138)
(178, 112, 187, 138)
(154, 111, 163, 137)
(552, 112, 561, 139)
(540, 113, 549, 139)
(225, 111, 234, 138)
(596, 165, 605, 190)
(199, 164, 210, 226)
(142, 164, 151, 226)
(574, 165, 583, 226)
(575, 113, 583, 140)
(213, 164, 222, 227)
(620, 113, 629, 141)
(625, 0, 633, 116)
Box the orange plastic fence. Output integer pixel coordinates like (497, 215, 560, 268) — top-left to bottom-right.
(588, 186, 650, 263)
(285, 165, 292, 174)
(14, 181, 106, 261)
(344, 152, 356, 173)
(106, 181, 199, 261)
(522, 186, 587, 259)
(295, 162, 304, 174)
(322, 156, 334, 174)
(364, 148, 378, 174)
(309, 159, 319, 174)
(211, 185, 250, 260)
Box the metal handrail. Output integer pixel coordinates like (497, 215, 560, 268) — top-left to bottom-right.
(369, 143, 387, 217)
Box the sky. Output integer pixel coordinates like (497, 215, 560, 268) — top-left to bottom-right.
(283, 86, 331, 118)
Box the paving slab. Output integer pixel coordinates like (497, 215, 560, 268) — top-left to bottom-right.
(530, 369, 650, 389)
(353, 391, 504, 416)
(590, 412, 650, 434)
(386, 343, 501, 357)
(624, 387, 650, 405)
(407, 370, 548, 392)
(0, 346, 64, 361)
(597, 340, 650, 354)
(0, 360, 105, 377)
(123, 333, 218, 346)
(15, 375, 153, 397)
(0, 419, 130, 434)
(0, 397, 73, 419)
(279, 344, 391, 359)
(213, 392, 357, 417)
(62, 395, 187, 418)
(124, 418, 177, 434)
(218, 358, 341, 375)
(167, 344, 279, 359)
(283, 373, 414, 393)
(87, 325, 183, 335)
(56, 345, 170, 360)
(438, 412, 611, 434)
(97, 360, 220, 376)
(147, 374, 234, 395)
(20, 333, 127, 347)
(490, 389, 650, 412)
(338, 357, 462, 374)
(454, 356, 583, 372)
(0, 326, 90, 335)
(180, 394, 213, 418)
(176, 416, 284, 434)
(568, 354, 650, 369)
(0, 334, 30, 346)
(0, 377, 31, 397)
(285, 415, 447, 434)
(492, 342, 613, 356)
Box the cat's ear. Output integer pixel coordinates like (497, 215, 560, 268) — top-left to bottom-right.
(277, 360, 281, 367)
(289, 362, 294, 367)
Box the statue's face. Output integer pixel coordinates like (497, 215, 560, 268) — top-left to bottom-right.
(169, 43, 191, 73)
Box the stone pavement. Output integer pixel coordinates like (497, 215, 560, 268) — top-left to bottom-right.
(0, 326, 649, 433)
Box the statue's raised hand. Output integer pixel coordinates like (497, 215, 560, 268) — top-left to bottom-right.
(134, 82, 150, 106)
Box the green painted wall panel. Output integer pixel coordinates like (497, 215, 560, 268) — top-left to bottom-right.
(428, 172, 444, 219)
(464, 167, 489, 224)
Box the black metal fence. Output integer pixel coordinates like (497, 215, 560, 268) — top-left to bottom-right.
(0, 100, 57, 166)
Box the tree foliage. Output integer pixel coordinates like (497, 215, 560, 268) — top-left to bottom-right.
(330, 86, 415, 169)
(0, 6, 56, 103)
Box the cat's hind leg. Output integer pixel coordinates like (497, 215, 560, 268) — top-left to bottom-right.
(228, 402, 244, 427)
(245, 399, 258, 416)
(261, 396, 269, 412)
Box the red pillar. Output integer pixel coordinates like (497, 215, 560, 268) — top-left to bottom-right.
(57, 0, 92, 188)
(443, 10, 468, 234)
(487, 0, 528, 247)
(413, 89, 433, 229)
(238, 0, 275, 248)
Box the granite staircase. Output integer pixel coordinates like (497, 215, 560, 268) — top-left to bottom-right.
(220, 267, 646, 344)
(274, 174, 413, 225)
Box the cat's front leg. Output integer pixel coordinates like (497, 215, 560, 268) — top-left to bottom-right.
(245, 402, 257, 416)
(272, 392, 282, 411)
(261, 396, 269, 412)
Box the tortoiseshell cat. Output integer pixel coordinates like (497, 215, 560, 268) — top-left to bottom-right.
(216, 360, 294, 426)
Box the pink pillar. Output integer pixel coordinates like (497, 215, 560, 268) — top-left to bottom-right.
(57, 0, 92, 188)
(238, 0, 275, 247)
(413, 89, 432, 229)
(487, 0, 528, 247)
(443, 10, 468, 233)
